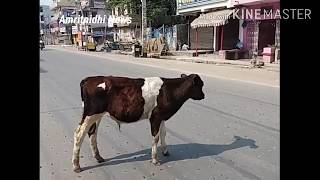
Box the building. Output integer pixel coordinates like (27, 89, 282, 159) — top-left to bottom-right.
(77, 0, 109, 45)
(50, 0, 77, 45)
(50, 0, 109, 46)
(231, 0, 280, 55)
(40, 5, 51, 43)
(177, 0, 280, 59)
(177, 0, 237, 52)
(108, 4, 141, 43)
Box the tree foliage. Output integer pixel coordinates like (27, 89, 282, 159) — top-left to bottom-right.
(106, 0, 176, 23)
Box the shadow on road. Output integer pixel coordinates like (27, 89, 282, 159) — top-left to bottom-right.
(82, 136, 258, 171)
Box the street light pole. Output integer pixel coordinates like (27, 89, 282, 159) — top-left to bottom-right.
(141, 0, 146, 57)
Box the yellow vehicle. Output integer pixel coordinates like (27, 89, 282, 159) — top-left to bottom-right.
(86, 42, 96, 51)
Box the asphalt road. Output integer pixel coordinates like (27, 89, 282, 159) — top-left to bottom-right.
(40, 48, 279, 180)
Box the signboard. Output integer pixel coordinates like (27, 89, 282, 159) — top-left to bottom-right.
(51, 27, 59, 32)
(177, 0, 226, 9)
(59, 27, 66, 33)
(177, 0, 194, 6)
(72, 26, 78, 34)
(77, 32, 82, 42)
(94, 0, 105, 9)
(107, 16, 113, 28)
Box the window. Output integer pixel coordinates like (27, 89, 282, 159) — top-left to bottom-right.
(128, 4, 131, 14)
(40, 7, 43, 12)
(118, 7, 121, 15)
(92, 12, 97, 17)
(41, 15, 44, 21)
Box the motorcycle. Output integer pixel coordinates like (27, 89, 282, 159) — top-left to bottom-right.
(40, 40, 45, 50)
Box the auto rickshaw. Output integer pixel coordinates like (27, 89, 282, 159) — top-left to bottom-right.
(86, 41, 96, 51)
(86, 36, 96, 51)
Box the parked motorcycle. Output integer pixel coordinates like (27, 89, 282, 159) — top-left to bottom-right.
(40, 40, 45, 50)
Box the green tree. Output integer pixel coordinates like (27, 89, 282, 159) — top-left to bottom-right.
(106, 0, 176, 24)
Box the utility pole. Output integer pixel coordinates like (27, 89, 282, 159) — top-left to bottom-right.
(75, 0, 81, 49)
(81, 7, 86, 50)
(141, 0, 147, 57)
(75, 0, 86, 50)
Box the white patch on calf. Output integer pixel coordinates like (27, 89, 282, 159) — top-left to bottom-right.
(159, 121, 168, 154)
(152, 130, 160, 164)
(72, 113, 105, 169)
(141, 77, 163, 120)
(97, 82, 106, 90)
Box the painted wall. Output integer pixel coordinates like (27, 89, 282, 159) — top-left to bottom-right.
(239, 2, 280, 20)
(239, 2, 279, 51)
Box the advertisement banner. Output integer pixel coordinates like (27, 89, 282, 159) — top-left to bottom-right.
(72, 26, 78, 34)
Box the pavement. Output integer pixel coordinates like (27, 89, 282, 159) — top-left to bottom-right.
(40, 47, 279, 180)
(159, 55, 279, 71)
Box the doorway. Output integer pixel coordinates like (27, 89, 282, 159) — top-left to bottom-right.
(258, 19, 276, 53)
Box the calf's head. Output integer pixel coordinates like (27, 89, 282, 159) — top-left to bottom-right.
(181, 74, 205, 100)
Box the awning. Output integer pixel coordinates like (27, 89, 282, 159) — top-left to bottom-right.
(191, 9, 234, 29)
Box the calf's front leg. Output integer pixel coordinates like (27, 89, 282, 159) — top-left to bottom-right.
(150, 119, 161, 165)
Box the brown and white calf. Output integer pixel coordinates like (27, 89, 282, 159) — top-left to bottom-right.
(72, 73, 205, 172)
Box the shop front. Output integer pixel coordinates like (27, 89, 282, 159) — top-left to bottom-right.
(233, 0, 280, 61)
(190, 8, 240, 55)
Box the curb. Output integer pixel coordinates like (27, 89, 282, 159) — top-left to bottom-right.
(159, 56, 280, 72)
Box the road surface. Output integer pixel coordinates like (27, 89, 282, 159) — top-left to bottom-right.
(40, 48, 279, 180)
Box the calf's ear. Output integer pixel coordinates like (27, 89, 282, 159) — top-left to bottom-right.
(181, 74, 187, 78)
(105, 79, 112, 91)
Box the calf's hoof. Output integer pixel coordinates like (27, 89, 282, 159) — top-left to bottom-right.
(162, 151, 170, 156)
(73, 167, 82, 173)
(95, 156, 105, 163)
(151, 159, 161, 166)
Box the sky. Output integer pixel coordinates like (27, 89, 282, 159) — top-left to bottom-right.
(40, 0, 54, 6)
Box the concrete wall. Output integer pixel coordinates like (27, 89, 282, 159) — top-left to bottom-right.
(239, 2, 279, 52)
(241, 1, 279, 47)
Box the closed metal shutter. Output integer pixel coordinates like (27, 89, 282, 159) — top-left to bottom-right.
(190, 27, 214, 50)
